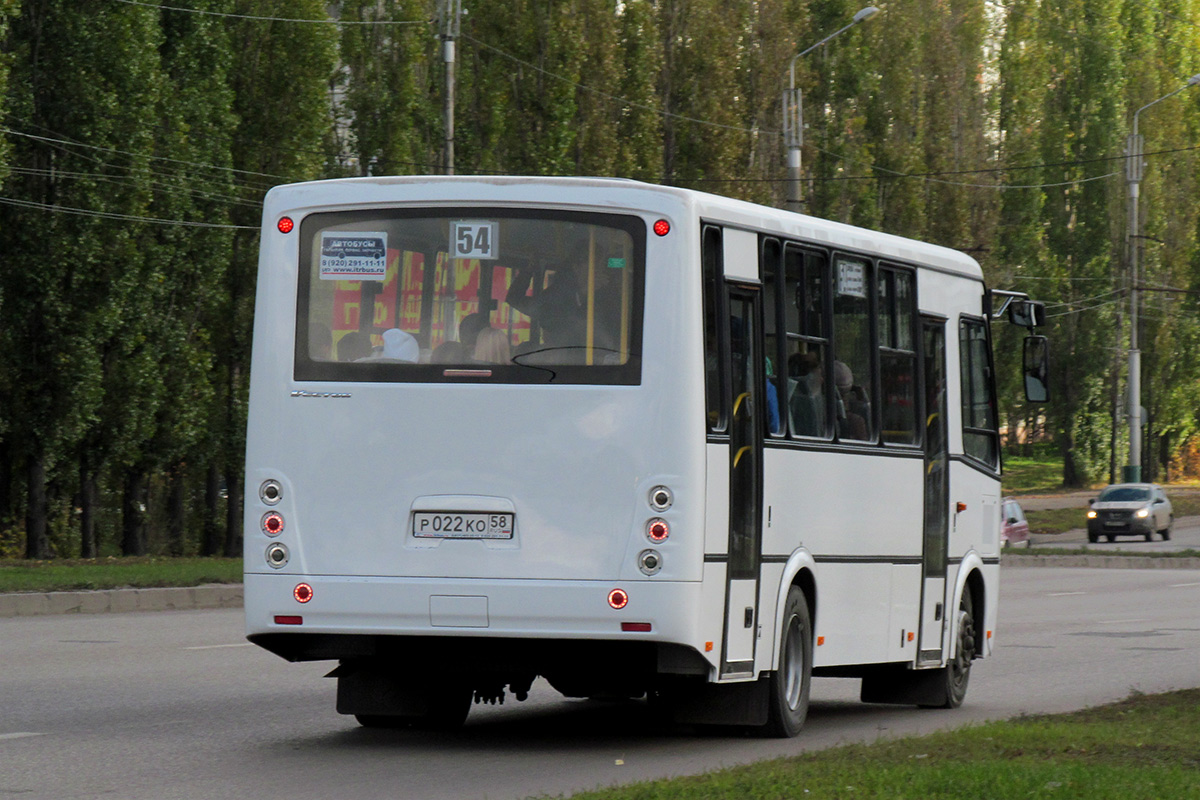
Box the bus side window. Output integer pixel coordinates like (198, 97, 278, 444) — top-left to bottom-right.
(761, 237, 785, 437)
(702, 226, 726, 432)
(784, 246, 830, 440)
(879, 267, 918, 445)
(832, 255, 874, 443)
(960, 317, 999, 468)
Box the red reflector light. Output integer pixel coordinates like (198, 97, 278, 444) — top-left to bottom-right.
(608, 588, 629, 610)
(274, 615, 303, 625)
(262, 511, 284, 536)
(293, 583, 313, 603)
(621, 622, 652, 632)
(653, 219, 670, 237)
(277, 216, 294, 234)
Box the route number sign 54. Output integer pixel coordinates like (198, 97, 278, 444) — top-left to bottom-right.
(452, 220, 499, 260)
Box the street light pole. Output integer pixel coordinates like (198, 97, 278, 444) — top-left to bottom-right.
(1123, 74, 1200, 483)
(783, 6, 879, 211)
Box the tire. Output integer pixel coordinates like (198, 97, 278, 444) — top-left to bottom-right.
(764, 586, 812, 738)
(1145, 530, 1153, 542)
(921, 592, 975, 709)
(1087, 531, 1098, 543)
(1161, 517, 1173, 541)
(1106, 534, 1116, 543)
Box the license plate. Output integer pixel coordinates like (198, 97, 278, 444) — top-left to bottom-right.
(412, 512, 514, 539)
(1104, 520, 1123, 527)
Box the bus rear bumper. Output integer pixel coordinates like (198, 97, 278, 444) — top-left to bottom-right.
(244, 572, 710, 663)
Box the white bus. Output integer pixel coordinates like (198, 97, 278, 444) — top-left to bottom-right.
(244, 176, 1046, 736)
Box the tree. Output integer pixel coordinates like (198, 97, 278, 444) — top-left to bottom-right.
(0, 0, 163, 557)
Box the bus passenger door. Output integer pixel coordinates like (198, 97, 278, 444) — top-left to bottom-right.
(918, 317, 949, 665)
(722, 285, 763, 677)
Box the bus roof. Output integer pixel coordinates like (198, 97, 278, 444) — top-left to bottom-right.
(263, 175, 984, 281)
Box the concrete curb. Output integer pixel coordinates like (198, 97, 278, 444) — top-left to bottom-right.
(0, 583, 243, 618)
(1003, 555, 1200, 569)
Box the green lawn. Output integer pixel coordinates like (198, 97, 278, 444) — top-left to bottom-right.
(0, 557, 242, 594)
(558, 689, 1200, 800)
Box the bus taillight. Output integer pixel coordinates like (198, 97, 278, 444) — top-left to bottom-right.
(608, 588, 629, 609)
(277, 216, 294, 234)
(262, 511, 285, 536)
(653, 219, 670, 236)
(646, 518, 669, 543)
(293, 583, 313, 603)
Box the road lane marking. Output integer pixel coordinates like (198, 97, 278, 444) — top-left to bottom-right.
(0, 733, 45, 741)
(1047, 591, 1087, 596)
(1098, 618, 1149, 624)
(183, 643, 255, 651)
(1170, 582, 1200, 588)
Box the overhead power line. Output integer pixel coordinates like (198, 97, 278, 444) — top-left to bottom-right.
(0, 195, 259, 230)
(112, 0, 427, 25)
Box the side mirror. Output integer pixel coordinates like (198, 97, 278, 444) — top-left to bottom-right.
(1009, 299, 1046, 329)
(1023, 335, 1049, 403)
(1088, 498, 1095, 506)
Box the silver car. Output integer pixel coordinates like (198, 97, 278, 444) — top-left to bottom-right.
(1086, 483, 1173, 543)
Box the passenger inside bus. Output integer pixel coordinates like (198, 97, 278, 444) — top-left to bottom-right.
(473, 327, 512, 364)
(834, 361, 869, 440)
(505, 265, 586, 353)
(788, 351, 825, 437)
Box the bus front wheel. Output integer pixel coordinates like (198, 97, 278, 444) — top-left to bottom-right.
(765, 585, 812, 738)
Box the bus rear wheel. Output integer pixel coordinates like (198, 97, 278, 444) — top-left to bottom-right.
(764, 586, 812, 738)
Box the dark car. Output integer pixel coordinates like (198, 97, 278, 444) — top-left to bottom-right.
(1086, 483, 1173, 543)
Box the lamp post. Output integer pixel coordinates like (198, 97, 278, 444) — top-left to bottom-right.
(783, 6, 879, 211)
(1123, 74, 1200, 483)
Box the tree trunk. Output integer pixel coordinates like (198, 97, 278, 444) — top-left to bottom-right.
(202, 460, 221, 557)
(167, 463, 186, 556)
(223, 457, 242, 558)
(79, 460, 97, 558)
(122, 469, 148, 556)
(25, 453, 49, 559)
(0, 440, 12, 530)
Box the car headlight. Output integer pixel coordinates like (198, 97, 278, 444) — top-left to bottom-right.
(1087, 510, 1097, 519)
(1136, 508, 1150, 518)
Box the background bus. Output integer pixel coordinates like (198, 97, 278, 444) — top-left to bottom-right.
(244, 176, 1046, 736)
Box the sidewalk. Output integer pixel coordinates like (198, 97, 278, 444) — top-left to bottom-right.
(0, 583, 243, 618)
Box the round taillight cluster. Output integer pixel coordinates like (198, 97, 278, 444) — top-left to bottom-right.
(293, 583, 313, 603)
(277, 216, 294, 234)
(262, 511, 285, 537)
(260, 480, 283, 505)
(646, 518, 669, 543)
(608, 588, 629, 610)
(638, 550, 662, 576)
(653, 219, 671, 237)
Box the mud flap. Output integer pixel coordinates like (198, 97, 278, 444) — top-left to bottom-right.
(860, 664, 947, 707)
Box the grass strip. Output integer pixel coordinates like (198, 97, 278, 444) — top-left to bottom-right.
(0, 557, 242, 593)
(557, 689, 1200, 800)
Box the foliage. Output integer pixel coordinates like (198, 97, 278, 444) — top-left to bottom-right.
(0, 556, 241, 592)
(4, 1, 1200, 554)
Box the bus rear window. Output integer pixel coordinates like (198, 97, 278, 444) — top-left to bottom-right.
(295, 209, 645, 384)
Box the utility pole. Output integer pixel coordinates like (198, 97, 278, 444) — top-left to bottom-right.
(439, 0, 462, 176)
(782, 6, 879, 211)
(1124, 74, 1200, 483)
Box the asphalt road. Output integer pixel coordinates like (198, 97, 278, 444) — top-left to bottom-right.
(3, 567, 1199, 800)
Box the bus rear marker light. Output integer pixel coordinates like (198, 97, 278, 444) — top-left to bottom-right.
(274, 615, 303, 625)
(294, 583, 313, 603)
(608, 588, 629, 609)
(277, 216, 294, 234)
(260, 480, 283, 505)
(621, 622, 652, 632)
(265, 543, 289, 568)
(649, 486, 673, 511)
(262, 511, 285, 536)
(817, 636, 825, 646)
(646, 518, 669, 543)
(638, 549, 662, 575)
(653, 219, 670, 236)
